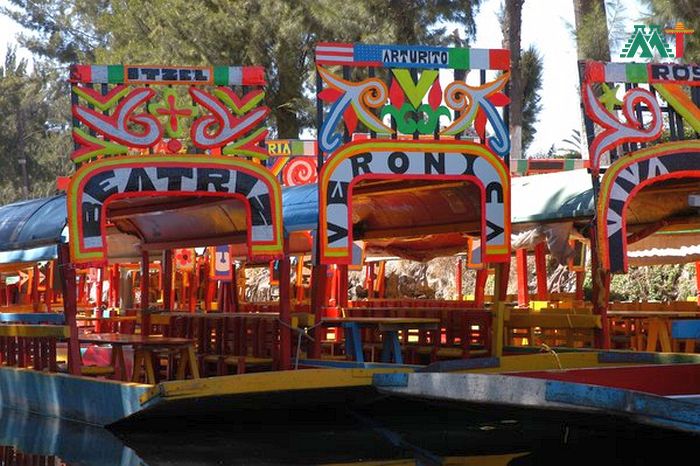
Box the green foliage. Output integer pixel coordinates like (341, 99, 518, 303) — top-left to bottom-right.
(570, 0, 627, 60)
(521, 45, 543, 152)
(0, 49, 71, 204)
(2, 0, 483, 139)
(609, 264, 695, 302)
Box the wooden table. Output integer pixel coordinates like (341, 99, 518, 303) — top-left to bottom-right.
(151, 312, 281, 360)
(79, 333, 198, 384)
(321, 317, 440, 364)
(607, 311, 700, 352)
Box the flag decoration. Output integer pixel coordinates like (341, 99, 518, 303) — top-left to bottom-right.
(174, 248, 196, 272)
(210, 245, 233, 281)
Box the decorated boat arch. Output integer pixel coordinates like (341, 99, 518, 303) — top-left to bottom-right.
(67, 64, 284, 265)
(314, 43, 512, 267)
(581, 61, 700, 275)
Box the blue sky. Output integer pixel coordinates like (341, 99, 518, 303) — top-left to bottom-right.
(0, 0, 650, 158)
(469, 0, 649, 157)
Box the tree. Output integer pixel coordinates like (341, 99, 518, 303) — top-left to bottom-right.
(2, 0, 483, 139)
(501, 0, 524, 160)
(642, 0, 700, 62)
(573, 0, 612, 61)
(0, 50, 71, 203)
(521, 45, 543, 153)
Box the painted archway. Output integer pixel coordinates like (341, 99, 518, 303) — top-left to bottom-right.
(597, 140, 700, 273)
(318, 140, 510, 264)
(67, 155, 283, 265)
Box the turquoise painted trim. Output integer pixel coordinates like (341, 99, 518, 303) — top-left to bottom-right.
(0, 405, 143, 464)
(373, 373, 409, 387)
(0, 367, 149, 426)
(0, 313, 65, 324)
(546, 380, 700, 433)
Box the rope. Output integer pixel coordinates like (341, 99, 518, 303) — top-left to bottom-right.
(540, 343, 563, 370)
(276, 318, 323, 369)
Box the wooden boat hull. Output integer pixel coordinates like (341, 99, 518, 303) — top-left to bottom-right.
(375, 355, 700, 434)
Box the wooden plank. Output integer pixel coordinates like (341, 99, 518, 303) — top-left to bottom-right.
(507, 313, 602, 329)
(0, 325, 70, 338)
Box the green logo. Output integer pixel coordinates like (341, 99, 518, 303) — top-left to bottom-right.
(620, 25, 674, 59)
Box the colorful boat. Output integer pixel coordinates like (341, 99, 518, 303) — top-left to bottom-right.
(0, 49, 699, 435)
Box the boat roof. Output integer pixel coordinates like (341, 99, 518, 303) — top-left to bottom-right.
(1, 168, 697, 265)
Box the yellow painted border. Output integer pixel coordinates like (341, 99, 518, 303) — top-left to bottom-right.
(318, 140, 511, 263)
(67, 154, 284, 264)
(597, 140, 700, 271)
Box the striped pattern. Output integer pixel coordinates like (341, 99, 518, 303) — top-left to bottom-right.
(585, 61, 649, 83)
(315, 43, 355, 65)
(70, 65, 124, 84)
(69, 64, 265, 86)
(315, 43, 510, 70)
(213, 66, 266, 86)
(266, 139, 318, 156)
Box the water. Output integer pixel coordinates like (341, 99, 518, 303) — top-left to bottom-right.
(0, 399, 697, 465)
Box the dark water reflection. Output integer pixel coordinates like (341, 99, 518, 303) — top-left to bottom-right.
(0, 399, 698, 465)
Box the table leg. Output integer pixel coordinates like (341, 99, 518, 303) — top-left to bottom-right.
(187, 344, 199, 379)
(380, 330, 403, 364)
(142, 349, 156, 384)
(658, 320, 672, 352)
(176, 348, 187, 380)
(646, 319, 660, 352)
(343, 323, 364, 363)
(111, 345, 126, 381)
(131, 350, 143, 383)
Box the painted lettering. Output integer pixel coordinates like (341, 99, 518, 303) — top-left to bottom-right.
(350, 153, 373, 177)
(197, 168, 230, 192)
(388, 152, 409, 174)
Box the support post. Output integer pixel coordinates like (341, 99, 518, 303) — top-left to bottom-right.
(475, 269, 488, 307)
(295, 256, 305, 302)
(492, 262, 509, 358)
(46, 261, 54, 312)
(515, 249, 529, 307)
(534, 242, 548, 301)
(696, 262, 700, 307)
(96, 266, 104, 309)
(279, 239, 292, 370)
(575, 270, 585, 301)
(456, 259, 463, 301)
(162, 250, 173, 312)
(141, 250, 150, 337)
(57, 243, 81, 376)
(338, 264, 349, 309)
(31, 264, 40, 312)
(311, 265, 327, 358)
(590, 227, 611, 349)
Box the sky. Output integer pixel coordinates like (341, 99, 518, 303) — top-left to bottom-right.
(0, 0, 650, 158)
(469, 0, 649, 157)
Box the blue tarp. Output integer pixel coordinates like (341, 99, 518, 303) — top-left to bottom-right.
(282, 185, 319, 233)
(0, 195, 67, 263)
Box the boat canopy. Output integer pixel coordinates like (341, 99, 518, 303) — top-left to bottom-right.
(0, 195, 66, 265)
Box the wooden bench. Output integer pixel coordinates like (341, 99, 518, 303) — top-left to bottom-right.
(0, 324, 70, 372)
(506, 312, 602, 348)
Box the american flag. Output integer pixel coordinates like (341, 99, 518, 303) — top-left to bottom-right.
(315, 43, 354, 65)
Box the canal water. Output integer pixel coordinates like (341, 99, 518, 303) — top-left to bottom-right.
(0, 398, 697, 465)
